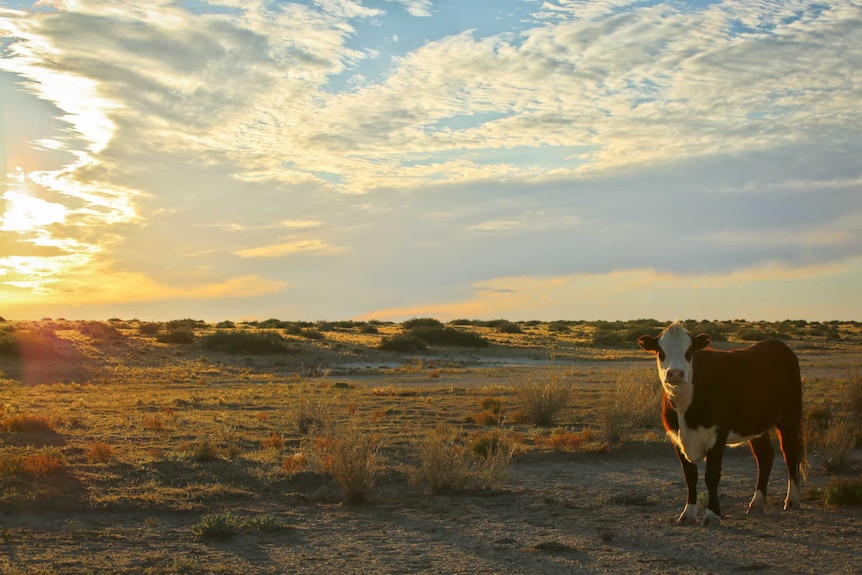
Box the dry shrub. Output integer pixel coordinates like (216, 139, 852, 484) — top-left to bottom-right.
(23, 450, 66, 476)
(0, 452, 24, 478)
(309, 422, 380, 503)
(416, 425, 472, 492)
(261, 432, 286, 451)
(535, 427, 602, 451)
(416, 425, 515, 492)
(282, 452, 307, 476)
(142, 415, 169, 435)
(599, 368, 662, 447)
(0, 412, 56, 434)
(291, 395, 332, 435)
(811, 416, 856, 472)
(514, 373, 574, 426)
(85, 440, 114, 464)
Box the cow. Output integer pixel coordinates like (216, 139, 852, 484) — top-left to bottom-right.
(637, 320, 805, 526)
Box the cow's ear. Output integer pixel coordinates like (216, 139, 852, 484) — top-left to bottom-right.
(637, 335, 659, 352)
(692, 333, 711, 350)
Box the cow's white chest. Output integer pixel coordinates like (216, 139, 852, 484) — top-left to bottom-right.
(670, 422, 717, 464)
(665, 384, 718, 464)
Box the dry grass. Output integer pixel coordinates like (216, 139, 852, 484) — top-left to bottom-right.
(0, 317, 859, 571)
(513, 372, 574, 426)
(415, 424, 516, 492)
(309, 421, 381, 503)
(598, 368, 662, 447)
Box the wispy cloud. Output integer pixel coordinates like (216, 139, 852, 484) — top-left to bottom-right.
(234, 239, 343, 258)
(1, 1, 860, 320)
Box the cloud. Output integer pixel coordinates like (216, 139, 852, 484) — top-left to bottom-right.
(234, 239, 343, 258)
(393, 0, 433, 18)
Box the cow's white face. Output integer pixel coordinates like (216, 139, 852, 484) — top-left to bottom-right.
(637, 321, 711, 386)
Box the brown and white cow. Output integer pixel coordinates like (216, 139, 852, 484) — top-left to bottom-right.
(637, 320, 805, 526)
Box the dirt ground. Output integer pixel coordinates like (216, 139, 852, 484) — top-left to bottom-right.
(1, 323, 861, 575)
(3, 440, 860, 574)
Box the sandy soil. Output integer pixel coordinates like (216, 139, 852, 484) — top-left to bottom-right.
(3, 442, 860, 574)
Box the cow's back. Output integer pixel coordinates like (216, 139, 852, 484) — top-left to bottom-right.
(687, 339, 801, 436)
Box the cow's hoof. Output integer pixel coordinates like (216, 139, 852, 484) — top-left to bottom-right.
(676, 503, 699, 525)
(701, 510, 721, 527)
(747, 490, 766, 514)
(783, 499, 800, 511)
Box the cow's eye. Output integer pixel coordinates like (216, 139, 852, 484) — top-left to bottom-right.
(685, 347, 692, 361)
(658, 347, 665, 362)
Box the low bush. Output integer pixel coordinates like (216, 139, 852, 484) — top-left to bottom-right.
(823, 476, 862, 506)
(138, 322, 162, 336)
(290, 397, 332, 435)
(379, 334, 428, 352)
(191, 513, 243, 540)
(310, 423, 380, 503)
(514, 374, 573, 426)
(78, 321, 122, 340)
(416, 425, 514, 492)
(203, 330, 288, 354)
(811, 416, 856, 472)
(408, 326, 488, 348)
(598, 369, 662, 446)
(403, 317, 443, 330)
(157, 328, 195, 344)
(84, 440, 114, 464)
(0, 412, 56, 434)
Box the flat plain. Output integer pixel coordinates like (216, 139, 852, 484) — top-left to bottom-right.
(0, 318, 860, 574)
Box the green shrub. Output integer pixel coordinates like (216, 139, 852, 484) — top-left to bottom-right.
(215, 320, 235, 329)
(157, 328, 195, 344)
(408, 326, 488, 348)
(245, 515, 288, 532)
(547, 321, 570, 333)
(203, 330, 288, 354)
(165, 318, 206, 331)
(379, 334, 428, 352)
(191, 513, 242, 540)
(78, 321, 122, 340)
(403, 317, 444, 330)
(138, 322, 162, 336)
(823, 476, 862, 506)
(495, 321, 523, 334)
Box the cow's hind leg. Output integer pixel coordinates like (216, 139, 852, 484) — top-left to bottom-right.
(674, 444, 699, 524)
(747, 432, 774, 514)
(776, 422, 803, 510)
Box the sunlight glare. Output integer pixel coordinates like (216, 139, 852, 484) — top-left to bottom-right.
(0, 191, 67, 232)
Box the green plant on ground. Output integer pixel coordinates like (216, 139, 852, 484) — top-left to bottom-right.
(191, 513, 243, 540)
(823, 475, 862, 506)
(203, 330, 289, 354)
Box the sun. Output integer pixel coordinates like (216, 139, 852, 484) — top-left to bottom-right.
(0, 190, 67, 233)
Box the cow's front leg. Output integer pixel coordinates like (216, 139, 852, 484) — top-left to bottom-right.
(702, 431, 729, 526)
(674, 443, 699, 524)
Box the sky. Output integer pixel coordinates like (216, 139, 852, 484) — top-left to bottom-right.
(1, 0, 861, 323)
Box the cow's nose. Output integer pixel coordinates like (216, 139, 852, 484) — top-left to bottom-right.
(665, 369, 686, 384)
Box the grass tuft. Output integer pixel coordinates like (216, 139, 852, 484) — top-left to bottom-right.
(514, 374, 574, 427)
